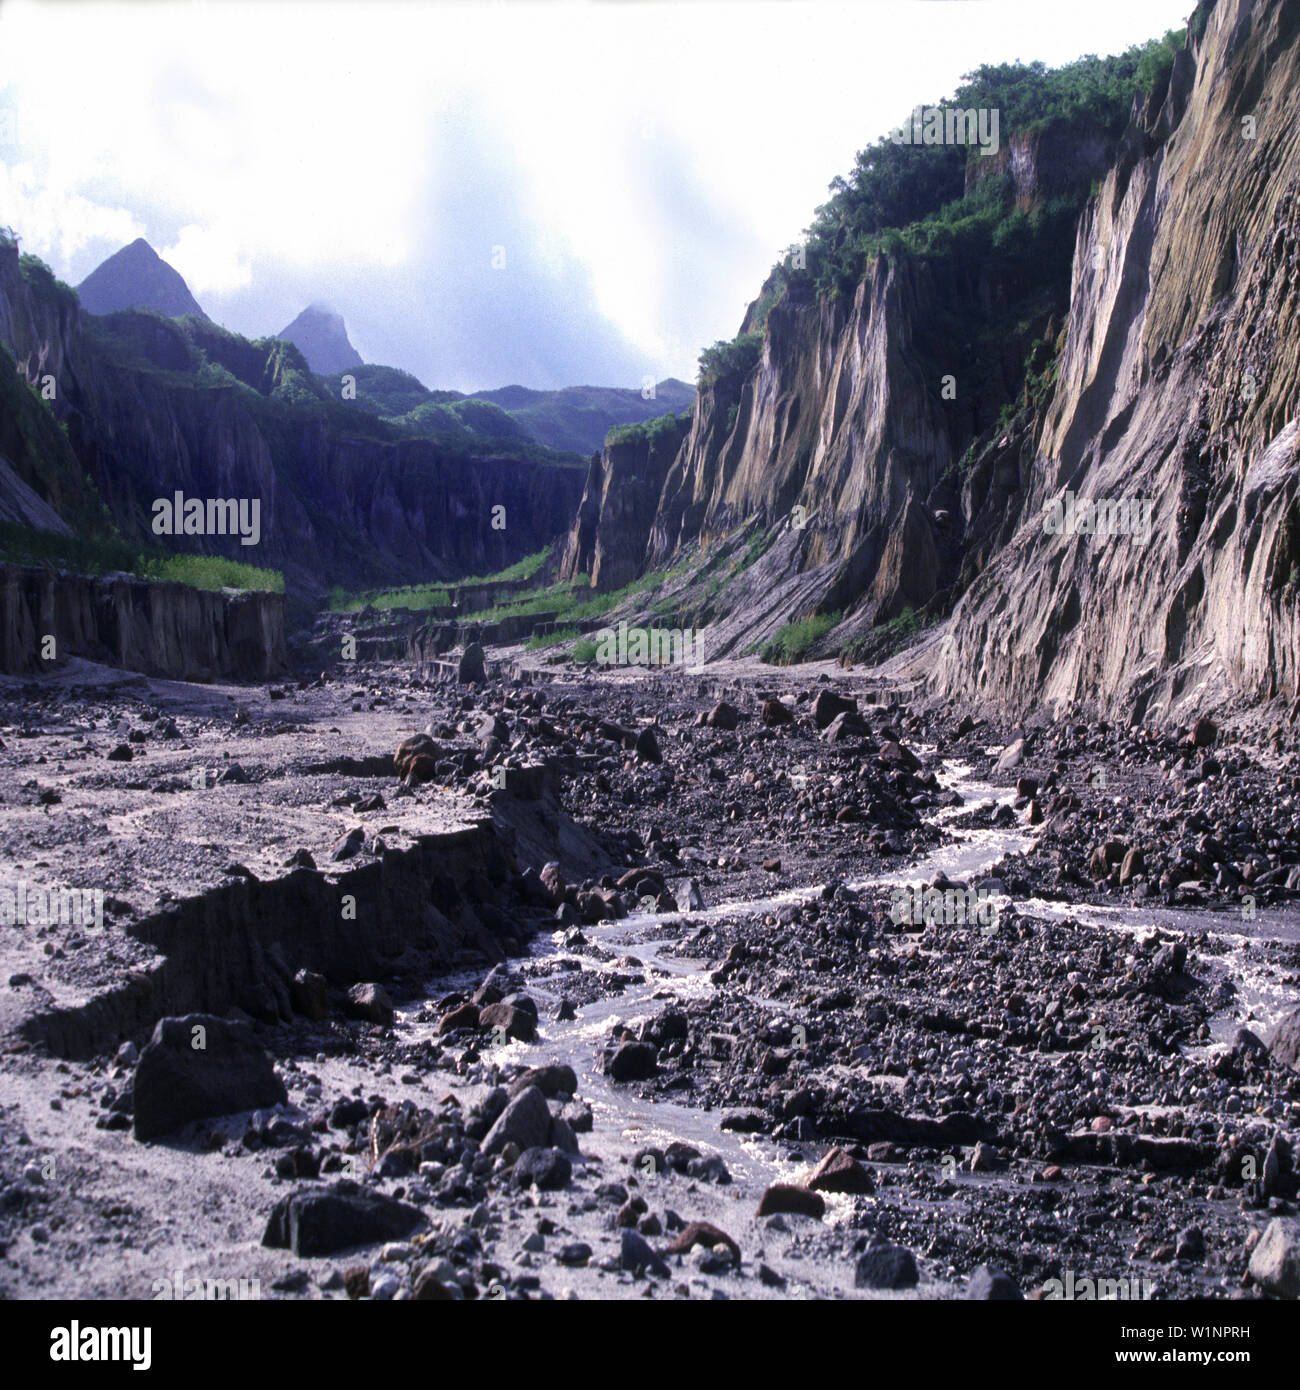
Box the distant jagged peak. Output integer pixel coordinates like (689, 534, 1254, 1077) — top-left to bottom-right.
(76, 238, 209, 321)
(278, 302, 363, 375)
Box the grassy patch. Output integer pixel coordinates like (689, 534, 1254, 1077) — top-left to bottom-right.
(456, 546, 553, 586)
(0, 522, 284, 592)
(759, 610, 841, 664)
(330, 546, 556, 612)
(525, 632, 598, 663)
(840, 605, 941, 664)
(461, 579, 588, 623)
(524, 627, 579, 651)
(144, 553, 284, 592)
(562, 564, 689, 623)
(330, 584, 453, 614)
(344, 555, 691, 633)
(882, 605, 924, 637)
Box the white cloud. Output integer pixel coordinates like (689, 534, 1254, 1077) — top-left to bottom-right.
(0, 161, 145, 268)
(0, 0, 1195, 383)
(161, 224, 252, 296)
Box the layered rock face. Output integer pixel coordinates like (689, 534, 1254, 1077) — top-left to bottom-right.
(934, 0, 1300, 718)
(557, 0, 1300, 717)
(647, 260, 957, 620)
(0, 245, 584, 602)
(964, 120, 1112, 210)
(0, 562, 286, 679)
(559, 414, 691, 590)
(556, 260, 963, 623)
(561, 119, 1112, 634)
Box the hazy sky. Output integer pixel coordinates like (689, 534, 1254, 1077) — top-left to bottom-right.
(0, 0, 1192, 392)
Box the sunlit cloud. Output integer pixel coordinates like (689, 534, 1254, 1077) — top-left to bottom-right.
(0, 0, 1193, 389)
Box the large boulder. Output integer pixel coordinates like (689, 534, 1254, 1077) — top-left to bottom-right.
(437, 1001, 480, 1034)
(705, 701, 739, 730)
(606, 1040, 658, 1082)
(290, 969, 328, 1020)
(634, 726, 662, 763)
(457, 642, 486, 684)
(966, 1264, 1023, 1300)
(760, 698, 794, 727)
(756, 1184, 825, 1218)
(262, 1182, 424, 1257)
(394, 733, 438, 780)
(1270, 1007, 1300, 1072)
(822, 710, 867, 743)
(621, 1228, 670, 1278)
(482, 1085, 551, 1156)
(133, 1013, 286, 1141)
(509, 1063, 577, 1098)
(1248, 1218, 1300, 1299)
(511, 1147, 572, 1191)
(877, 740, 920, 771)
(805, 1145, 875, 1195)
(995, 736, 1026, 772)
(1190, 716, 1218, 748)
(811, 690, 856, 730)
(345, 983, 394, 1026)
(667, 1221, 740, 1263)
(479, 1001, 537, 1042)
(854, 1240, 919, 1290)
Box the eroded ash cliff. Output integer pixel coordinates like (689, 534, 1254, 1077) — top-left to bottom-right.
(557, 0, 1300, 720)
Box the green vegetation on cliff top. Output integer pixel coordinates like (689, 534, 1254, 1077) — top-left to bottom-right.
(0, 521, 285, 592)
(605, 409, 692, 450)
(785, 30, 1188, 304)
(683, 25, 1193, 487)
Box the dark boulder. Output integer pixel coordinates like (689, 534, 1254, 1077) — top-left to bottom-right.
(262, 1181, 424, 1257)
(965, 1264, 1023, 1300)
(634, 726, 662, 763)
(756, 1184, 825, 1218)
(706, 701, 740, 730)
(811, 690, 856, 729)
(479, 1001, 537, 1042)
(805, 1145, 875, 1195)
(620, 1228, 670, 1278)
(458, 642, 486, 684)
(855, 1240, 919, 1290)
(134, 1013, 286, 1141)
(482, 1085, 551, 1156)
(607, 1041, 658, 1082)
(290, 969, 328, 1021)
(345, 983, 394, 1026)
(509, 1064, 578, 1098)
(511, 1147, 572, 1191)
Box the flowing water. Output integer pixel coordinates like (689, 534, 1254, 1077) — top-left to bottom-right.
(396, 758, 1300, 1294)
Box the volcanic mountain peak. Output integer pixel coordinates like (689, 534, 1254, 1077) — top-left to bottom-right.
(277, 303, 363, 375)
(76, 238, 209, 320)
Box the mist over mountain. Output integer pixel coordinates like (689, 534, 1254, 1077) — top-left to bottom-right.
(277, 304, 363, 376)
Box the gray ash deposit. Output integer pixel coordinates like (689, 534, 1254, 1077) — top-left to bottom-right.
(1, 660, 1296, 1301)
